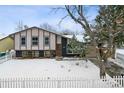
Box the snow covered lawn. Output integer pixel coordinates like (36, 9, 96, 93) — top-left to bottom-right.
(0, 59, 100, 79)
(115, 49, 124, 68)
(116, 49, 124, 55)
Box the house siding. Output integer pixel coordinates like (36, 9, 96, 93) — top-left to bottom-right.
(13, 27, 69, 58)
(62, 37, 67, 57)
(15, 33, 20, 50)
(57, 35, 61, 44)
(27, 29, 31, 50)
(44, 31, 50, 50)
(50, 33, 56, 50)
(39, 29, 44, 50)
(32, 28, 39, 50)
(20, 31, 26, 50)
(14, 28, 57, 51)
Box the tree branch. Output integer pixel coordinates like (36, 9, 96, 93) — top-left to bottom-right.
(58, 15, 69, 26)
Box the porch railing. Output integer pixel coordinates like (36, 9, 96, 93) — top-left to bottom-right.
(0, 53, 12, 64)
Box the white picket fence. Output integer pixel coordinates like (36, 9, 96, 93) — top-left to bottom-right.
(0, 53, 12, 64)
(0, 76, 123, 88)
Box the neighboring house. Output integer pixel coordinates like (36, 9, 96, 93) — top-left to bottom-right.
(0, 33, 6, 39)
(0, 36, 14, 52)
(63, 35, 84, 42)
(8, 26, 69, 58)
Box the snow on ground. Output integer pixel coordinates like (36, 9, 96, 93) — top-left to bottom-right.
(115, 49, 124, 67)
(0, 59, 100, 79)
(116, 49, 124, 55)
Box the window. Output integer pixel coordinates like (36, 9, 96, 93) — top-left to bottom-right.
(32, 51, 39, 58)
(34, 51, 39, 57)
(44, 51, 50, 57)
(16, 51, 22, 57)
(32, 37, 38, 45)
(22, 51, 27, 58)
(45, 37, 49, 46)
(21, 37, 26, 46)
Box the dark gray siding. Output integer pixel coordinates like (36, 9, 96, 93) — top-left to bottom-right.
(62, 37, 67, 57)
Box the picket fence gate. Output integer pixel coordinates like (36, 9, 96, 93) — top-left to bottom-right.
(0, 76, 123, 88)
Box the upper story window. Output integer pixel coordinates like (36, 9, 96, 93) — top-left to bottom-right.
(21, 37, 26, 46)
(45, 37, 49, 46)
(32, 37, 38, 46)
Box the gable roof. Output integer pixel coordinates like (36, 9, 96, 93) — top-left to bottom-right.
(9, 26, 69, 39)
(0, 33, 8, 39)
(0, 33, 11, 41)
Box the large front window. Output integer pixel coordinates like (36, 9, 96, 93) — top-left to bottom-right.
(32, 37, 38, 46)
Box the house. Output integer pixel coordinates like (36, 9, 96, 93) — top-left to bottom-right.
(0, 36, 14, 52)
(0, 26, 97, 58)
(8, 26, 69, 58)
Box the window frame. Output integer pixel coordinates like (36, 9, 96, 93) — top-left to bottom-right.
(32, 36, 39, 46)
(21, 36, 26, 46)
(44, 36, 50, 46)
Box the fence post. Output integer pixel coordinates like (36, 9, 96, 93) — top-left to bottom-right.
(22, 78, 25, 88)
(57, 80, 61, 88)
(121, 76, 124, 87)
(0, 79, 2, 88)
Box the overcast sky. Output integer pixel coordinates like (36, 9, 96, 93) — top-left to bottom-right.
(0, 5, 99, 35)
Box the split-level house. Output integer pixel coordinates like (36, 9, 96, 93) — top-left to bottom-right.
(0, 26, 97, 58)
(9, 26, 69, 58)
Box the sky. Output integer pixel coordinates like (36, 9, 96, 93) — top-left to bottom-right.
(0, 5, 99, 36)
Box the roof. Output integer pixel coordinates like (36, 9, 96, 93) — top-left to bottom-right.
(9, 26, 69, 39)
(63, 35, 84, 42)
(0, 33, 7, 39)
(0, 33, 9, 41)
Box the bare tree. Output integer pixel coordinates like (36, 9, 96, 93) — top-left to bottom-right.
(63, 5, 107, 77)
(15, 20, 29, 31)
(24, 25, 29, 29)
(40, 23, 56, 31)
(54, 5, 122, 77)
(60, 29, 74, 35)
(63, 5, 124, 77)
(15, 20, 24, 31)
(95, 6, 124, 59)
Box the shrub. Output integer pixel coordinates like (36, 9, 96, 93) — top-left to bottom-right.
(76, 62, 79, 66)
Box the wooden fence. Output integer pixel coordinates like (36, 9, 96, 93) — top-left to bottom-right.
(0, 76, 123, 88)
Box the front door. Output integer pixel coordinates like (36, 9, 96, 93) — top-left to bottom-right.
(56, 44, 62, 57)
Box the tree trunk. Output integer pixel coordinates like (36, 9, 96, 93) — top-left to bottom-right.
(65, 5, 108, 78)
(97, 44, 106, 78)
(99, 60, 106, 78)
(112, 44, 116, 59)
